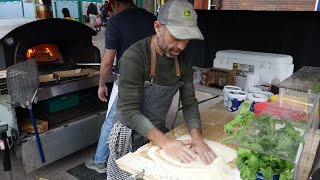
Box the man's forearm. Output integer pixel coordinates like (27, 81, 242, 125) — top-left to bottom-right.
(99, 49, 116, 86)
(190, 128, 204, 140)
(99, 62, 112, 86)
(147, 128, 203, 148)
(147, 128, 171, 148)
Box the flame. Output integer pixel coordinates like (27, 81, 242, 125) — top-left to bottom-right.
(26, 46, 53, 60)
(27, 48, 35, 59)
(45, 48, 53, 56)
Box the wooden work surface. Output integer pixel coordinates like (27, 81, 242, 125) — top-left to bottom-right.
(117, 100, 238, 179)
(166, 100, 237, 147)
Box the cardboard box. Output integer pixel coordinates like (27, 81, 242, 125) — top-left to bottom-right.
(19, 120, 48, 134)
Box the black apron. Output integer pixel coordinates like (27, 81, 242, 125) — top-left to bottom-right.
(106, 36, 183, 180)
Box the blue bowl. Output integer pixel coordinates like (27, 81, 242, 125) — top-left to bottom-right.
(256, 171, 280, 180)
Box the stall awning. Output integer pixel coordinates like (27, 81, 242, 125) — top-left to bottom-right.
(0, 0, 102, 2)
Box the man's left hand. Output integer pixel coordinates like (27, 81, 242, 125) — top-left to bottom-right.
(190, 128, 217, 165)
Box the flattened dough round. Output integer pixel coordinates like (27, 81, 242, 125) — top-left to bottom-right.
(149, 135, 236, 168)
(147, 135, 239, 180)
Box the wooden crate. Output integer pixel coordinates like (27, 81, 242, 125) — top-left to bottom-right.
(205, 67, 236, 87)
(296, 129, 320, 180)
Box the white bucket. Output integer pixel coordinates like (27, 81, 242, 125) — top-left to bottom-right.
(248, 87, 262, 93)
(227, 90, 247, 112)
(258, 91, 274, 99)
(247, 93, 269, 112)
(223, 85, 242, 106)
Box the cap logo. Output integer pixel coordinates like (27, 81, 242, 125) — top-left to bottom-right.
(184, 9, 191, 17)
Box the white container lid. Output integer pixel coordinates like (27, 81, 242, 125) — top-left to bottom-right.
(247, 93, 268, 102)
(223, 85, 242, 91)
(215, 50, 293, 65)
(228, 90, 247, 100)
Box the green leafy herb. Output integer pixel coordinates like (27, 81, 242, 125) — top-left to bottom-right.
(236, 148, 294, 180)
(226, 114, 306, 160)
(223, 104, 309, 180)
(224, 111, 255, 134)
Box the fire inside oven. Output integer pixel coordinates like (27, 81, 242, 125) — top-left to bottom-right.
(26, 44, 62, 62)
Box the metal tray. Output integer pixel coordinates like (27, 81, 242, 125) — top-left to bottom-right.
(39, 73, 58, 86)
(52, 68, 100, 82)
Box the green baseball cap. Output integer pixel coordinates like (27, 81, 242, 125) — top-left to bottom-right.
(157, 0, 204, 40)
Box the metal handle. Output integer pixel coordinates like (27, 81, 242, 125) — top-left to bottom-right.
(28, 109, 45, 163)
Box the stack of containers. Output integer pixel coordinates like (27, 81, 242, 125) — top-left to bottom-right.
(223, 85, 246, 112)
(213, 50, 294, 89)
(223, 85, 272, 113)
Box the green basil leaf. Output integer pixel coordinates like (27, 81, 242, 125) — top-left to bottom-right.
(237, 148, 252, 158)
(279, 174, 287, 180)
(264, 166, 274, 180)
(248, 154, 259, 169)
(285, 161, 295, 171)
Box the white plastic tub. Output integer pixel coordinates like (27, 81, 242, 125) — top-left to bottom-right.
(213, 50, 294, 89)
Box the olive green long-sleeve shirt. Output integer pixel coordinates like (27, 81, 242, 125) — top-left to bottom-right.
(118, 37, 201, 137)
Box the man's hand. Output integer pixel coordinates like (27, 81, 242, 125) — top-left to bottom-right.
(98, 84, 108, 102)
(191, 138, 216, 165)
(148, 128, 196, 164)
(190, 128, 216, 165)
(162, 139, 196, 164)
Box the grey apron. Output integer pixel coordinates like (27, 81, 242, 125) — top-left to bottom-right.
(106, 36, 183, 180)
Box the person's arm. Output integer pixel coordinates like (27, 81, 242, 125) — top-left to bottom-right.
(179, 54, 216, 164)
(95, 6, 98, 15)
(98, 19, 118, 101)
(98, 49, 116, 101)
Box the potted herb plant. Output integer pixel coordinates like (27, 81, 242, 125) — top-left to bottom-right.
(236, 147, 294, 180)
(224, 104, 308, 180)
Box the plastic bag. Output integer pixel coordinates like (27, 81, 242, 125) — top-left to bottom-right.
(95, 17, 102, 27)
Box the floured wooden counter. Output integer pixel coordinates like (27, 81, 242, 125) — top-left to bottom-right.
(117, 100, 239, 179)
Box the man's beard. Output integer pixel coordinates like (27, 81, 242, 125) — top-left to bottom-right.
(156, 31, 175, 58)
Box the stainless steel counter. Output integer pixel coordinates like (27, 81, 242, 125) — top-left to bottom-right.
(37, 74, 116, 101)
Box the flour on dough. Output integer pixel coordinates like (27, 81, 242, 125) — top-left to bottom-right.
(147, 135, 239, 180)
(159, 135, 236, 168)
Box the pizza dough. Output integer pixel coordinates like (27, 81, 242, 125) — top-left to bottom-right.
(147, 135, 238, 180)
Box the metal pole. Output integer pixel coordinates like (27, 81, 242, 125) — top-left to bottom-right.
(137, 0, 142, 8)
(21, 1, 25, 17)
(1, 132, 12, 180)
(53, 1, 58, 18)
(78, 1, 83, 23)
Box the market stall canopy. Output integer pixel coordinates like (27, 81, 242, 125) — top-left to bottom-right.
(0, 0, 103, 2)
(0, 17, 35, 40)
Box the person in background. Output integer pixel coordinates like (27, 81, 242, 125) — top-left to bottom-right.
(62, 8, 76, 21)
(85, 0, 156, 174)
(100, 1, 109, 26)
(100, 1, 109, 11)
(106, 0, 217, 179)
(87, 3, 98, 29)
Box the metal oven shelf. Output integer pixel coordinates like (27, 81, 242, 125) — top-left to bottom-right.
(37, 74, 116, 101)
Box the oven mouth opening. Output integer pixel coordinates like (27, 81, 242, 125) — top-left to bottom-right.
(26, 44, 63, 63)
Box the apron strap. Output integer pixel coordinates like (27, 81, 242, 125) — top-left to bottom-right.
(150, 35, 181, 83)
(150, 36, 156, 83)
(174, 57, 181, 82)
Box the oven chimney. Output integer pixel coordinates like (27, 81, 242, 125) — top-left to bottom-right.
(33, 0, 54, 19)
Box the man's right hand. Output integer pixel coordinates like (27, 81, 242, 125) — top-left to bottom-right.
(162, 139, 196, 164)
(98, 84, 108, 102)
